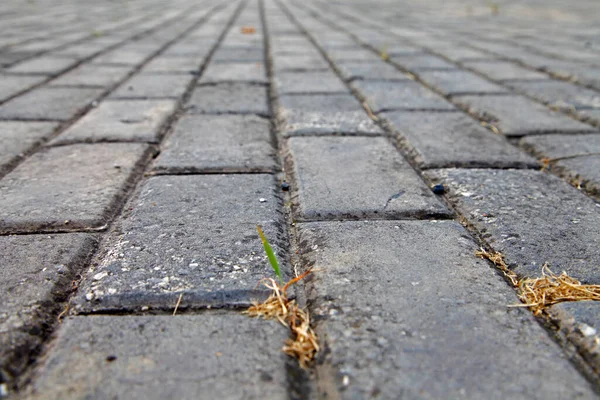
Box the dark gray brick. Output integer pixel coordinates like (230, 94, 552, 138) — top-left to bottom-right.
(49, 64, 132, 87)
(0, 74, 45, 102)
(454, 95, 597, 136)
(52, 100, 176, 144)
(336, 61, 409, 81)
(285, 136, 450, 220)
(352, 80, 455, 112)
(187, 83, 269, 116)
(417, 70, 509, 95)
(0, 121, 57, 173)
(6, 55, 77, 75)
(275, 71, 348, 94)
(200, 62, 267, 84)
(74, 174, 286, 312)
(154, 114, 276, 173)
(425, 168, 600, 282)
(27, 315, 288, 399)
(504, 80, 600, 110)
(382, 111, 536, 168)
(0, 234, 97, 384)
(110, 74, 191, 99)
(277, 93, 382, 135)
(296, 220, 597, 400)
(0, 143, 151, 234)
(462, 60, 549, 80)
(390, 53, 457, 70)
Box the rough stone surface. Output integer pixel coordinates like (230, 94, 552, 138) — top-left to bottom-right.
(425, 168, 600, 282)
(110, 73, 192, 99)
(390, 53, 457, 70)
(6, 56, 77, 74)
(0, 143, 151, 234)
(0, 87, 104, 121)
(27, 315, 288, 400)
(200, 62, 268, 84)
(142, 56, 202, 73)
(187, 83, 269, 116)
(52, 100, 176, 144)
(277, 93, 383, 135)
(0, 121, 58, 174)
(74, 174, 287, 312)
(296, 220, 598, 400)
(382, 111, 537, 168)
(336, 61, 410, 81)
(272, 54, 330, 72)
(504, 79, 600, 110)
(462, 60, 549, 80)
(49, 64, 132, 87)
(352, 80, 455, 112)
(417, 70, 509, 95)
(275, 71, 348, 94)
(0, 74, 46, 102)
(286, 136, 450, 220)
(520, 133, 600, 159)
(154, 114, 276, 173)
(454, 95, 597, 136)
(211, 46, 264, 63)
(0, 234, 97, 383)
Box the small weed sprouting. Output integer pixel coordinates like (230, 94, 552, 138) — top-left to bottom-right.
(246, 226, 319, 369)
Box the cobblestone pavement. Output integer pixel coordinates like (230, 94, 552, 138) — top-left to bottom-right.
(2, 0, 600, 398)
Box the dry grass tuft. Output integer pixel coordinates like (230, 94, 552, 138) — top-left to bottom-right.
(245, 269, 319, 369)
(476, 248, 519, 286)
(518, 265, 600, 315)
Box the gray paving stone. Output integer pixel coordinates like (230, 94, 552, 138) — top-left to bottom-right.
(417, 70, 509, 95)
(0, 121, 58, 174)
(272, 54, 330, 72)
(327, 47, 382, 62)
(336, 61, 410, 81)
(462, 60, 549, 81)
(504, 80, 600, 110)
(428, 45, 496, 61)
(92, 49, 151, 65)
(211, 46, 265, 63)
(27, 315, 288, 400)
(187, 83, 269, 116)
(154, 114, 276, 173)
(296, 220, 597, 400)
(0, 87, 104, 121)
(520, 133, 600, 159)
(142, 56, 202, 73)
(48, 64, 132, 87)
(0, 74, 45, 102)
(0, 234, 97, 384)
(454, 95, 597, 136)
(200, 62, 267, 84)
(0, 143, 151, 234)
(110, 73, 191, 99)
(285, 136, 450, 220)
(275, 71, 348, 94)
(6, 55, 77, 74)
(74, 174, 287, 312)
(52, 100, 176, 144)
(390, 53, 457, 70)
(352, 79, 455, 112)
(425, 168, 600, 282)
(277, 93, 383, 135)
(382, 111, 536, 168)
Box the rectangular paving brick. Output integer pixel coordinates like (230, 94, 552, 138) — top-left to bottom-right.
(51, 100, 176, 144)
(327, 47, 383, 62)
(187, 83, 269, 117)
(73, 174, 287, 312)
(142, 56, 202, 73)
(199, 62, 267, 84)
(27, 314, 288, 399)
(0, 234, 97, 384)
(92, 49, 152, 65)
(285, 136, 450, 220)
(462, 60, 549, 81)
(6, 55, 77, 74)
(390, 53, 457, 70)
(382, 111, 536, 168)
(48, 64, 132, 87)
(504, 79, 600, 110)
(0, 143, 151, 234)
(212, 46, 265, 63)
(454, 95, 597, 136)
(110, 73, 192, 99)
(0, 121, 58, 174)
(335, 61, 410, 81)
(296, 220, 598, 399)
(272, 54, 330, 72)
(154, 114, 276, 173)
(0, 87, 104, 121)
(0, 74, 46, 102)
(277, 93, 382, 135)
(417, 70, 509, 95)
(425, 168, 600, 282)
(275, 71, 348, 94)
(351, 80, 455, 112)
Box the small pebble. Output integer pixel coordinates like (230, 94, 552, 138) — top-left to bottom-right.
(106, 355, 117, 362)
(432, 184, 445, 195)
(281, 182, 290, 191)
(259, 198, 266, 202)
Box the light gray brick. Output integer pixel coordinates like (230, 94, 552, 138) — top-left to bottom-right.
(187, 83, 269, 116)
(0, 121, 58, 174)
(110, 74, 191, 99)
(200, 62, 267, 84)
(390, 53, 457, 70)
(352, 80, 455, 112)
(336, 61, 409, 81)
(142, 56, 202, 73)
(272, 54, 329, 72)
(462, 60, 549, 80)
(504, 80, 600, 110)
(0, 74, 45, 102)
(417, 70, 509, 95)
(49, 64, 132, 87)
(6, 56, 77, 75)
(275, 71, 348, 94)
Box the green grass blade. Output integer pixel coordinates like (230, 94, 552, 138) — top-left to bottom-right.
(257, 225, 283, 284)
